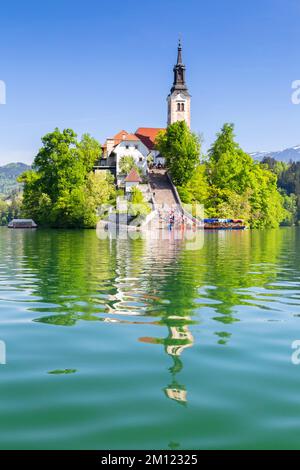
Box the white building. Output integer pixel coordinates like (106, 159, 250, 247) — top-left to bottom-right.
(135, 128, 165, 166)
(101, 131, 147, 176)
(101, 129, 165, 180)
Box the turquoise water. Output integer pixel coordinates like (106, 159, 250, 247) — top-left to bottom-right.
(1, 227, 300, 449)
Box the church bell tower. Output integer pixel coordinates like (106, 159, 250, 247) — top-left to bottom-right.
(167, 39, 191, 128)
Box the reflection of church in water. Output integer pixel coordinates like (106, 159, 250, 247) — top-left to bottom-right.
(104, 233, 196, 405)
(163, 321, 194, 404)
(139, 307, 194, 404)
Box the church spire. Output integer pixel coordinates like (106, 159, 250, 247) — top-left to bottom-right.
(167, 39, 191, 128)
(177, 38, 183, 65)
(171, 38, 188, 93)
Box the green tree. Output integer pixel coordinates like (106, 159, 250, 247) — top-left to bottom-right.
(0, 199, 9, 225)
(280, 192, 297, 226)
(175, 123, 288, 227)
(119, 156, 141, 176)
(129, 187, 151, 218)
(206, 124, 287, 228)
(0, 194, 23, 225)
(177, 164, 209, 203)
(261, 156, 288, 177)
(19, 128, 115, 228)
(155, 121, 200, 186)
(273, 161, 300, 223)
(208, 124, 257, 194)
(78, 133, 104, 172)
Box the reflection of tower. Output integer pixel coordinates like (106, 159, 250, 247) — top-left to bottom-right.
(166, 324, 194, 357)
(107, 234, 197, 404)
(140, 317, 194, 405)
(163, 321, 194, 404)
(165, 380, 187, 404)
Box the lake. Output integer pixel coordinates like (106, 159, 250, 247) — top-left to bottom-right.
(0, 226, 300, 449)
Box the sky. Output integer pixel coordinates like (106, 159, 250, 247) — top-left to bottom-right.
(0, 0, 300, 165)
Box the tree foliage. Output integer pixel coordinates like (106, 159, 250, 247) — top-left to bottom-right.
(19, 128, 116, 228)
(263, 158, 300, 224)
(155, 121, 201, 186)
(177, 165, 208, 203)
(119, 156, 142, 176)
(128, 187, 151, 218)
(178, 123, 287, 228)
(0, 194, 23, 225)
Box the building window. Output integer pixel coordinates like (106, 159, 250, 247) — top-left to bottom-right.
(177, 103, 181, 111)
(135, 145, 139, 150)
(126, 145, 129, 150)
(181, 103, 185, 111)
(139, 157, 143, 162)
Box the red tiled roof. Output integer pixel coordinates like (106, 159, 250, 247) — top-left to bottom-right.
(113, 130, 139, 145)
(135, 127, 165, 150)
(125, 168, 142, 183)
(114, 130, 128, 139)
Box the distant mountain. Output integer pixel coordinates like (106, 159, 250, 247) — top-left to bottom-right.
(0, 162, 31, 197)
(251, 146, 300, 163)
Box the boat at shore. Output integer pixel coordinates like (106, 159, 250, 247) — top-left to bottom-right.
(8, 219, 37, 229)
(204, 218, 246, 231)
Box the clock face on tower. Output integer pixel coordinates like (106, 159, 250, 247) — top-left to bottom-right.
(175, 93, 186, 102)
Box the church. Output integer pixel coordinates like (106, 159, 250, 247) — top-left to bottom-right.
(95, 40, 191, 179)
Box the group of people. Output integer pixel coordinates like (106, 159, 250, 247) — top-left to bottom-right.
(158, 207, 196, 231)
(149, 162, 166, 170)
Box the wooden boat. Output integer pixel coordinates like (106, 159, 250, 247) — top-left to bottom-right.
(204, 218, 246, 231)
(8, 219, 37, 229)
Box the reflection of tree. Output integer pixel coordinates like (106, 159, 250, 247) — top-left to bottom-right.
(12, 227, 290, 327)
(215, 332, 232, 346)
(26, 231, 198, 404)
(21, 230, 118, 323)
(16, 226, 291, 402)
(181, 229, 287, 327)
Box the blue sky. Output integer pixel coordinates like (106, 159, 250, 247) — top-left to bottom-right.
(0, 0, 299, 164)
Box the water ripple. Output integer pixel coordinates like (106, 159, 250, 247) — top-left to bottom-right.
(1, 227, 300, 449)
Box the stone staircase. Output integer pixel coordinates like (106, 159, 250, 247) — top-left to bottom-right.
(147, 169, 182, 230)
(149, 169, 179, 208)
(147, 169, 203, 231)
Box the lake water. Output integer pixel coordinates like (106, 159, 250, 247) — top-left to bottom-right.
(1, 226, 300, 449)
